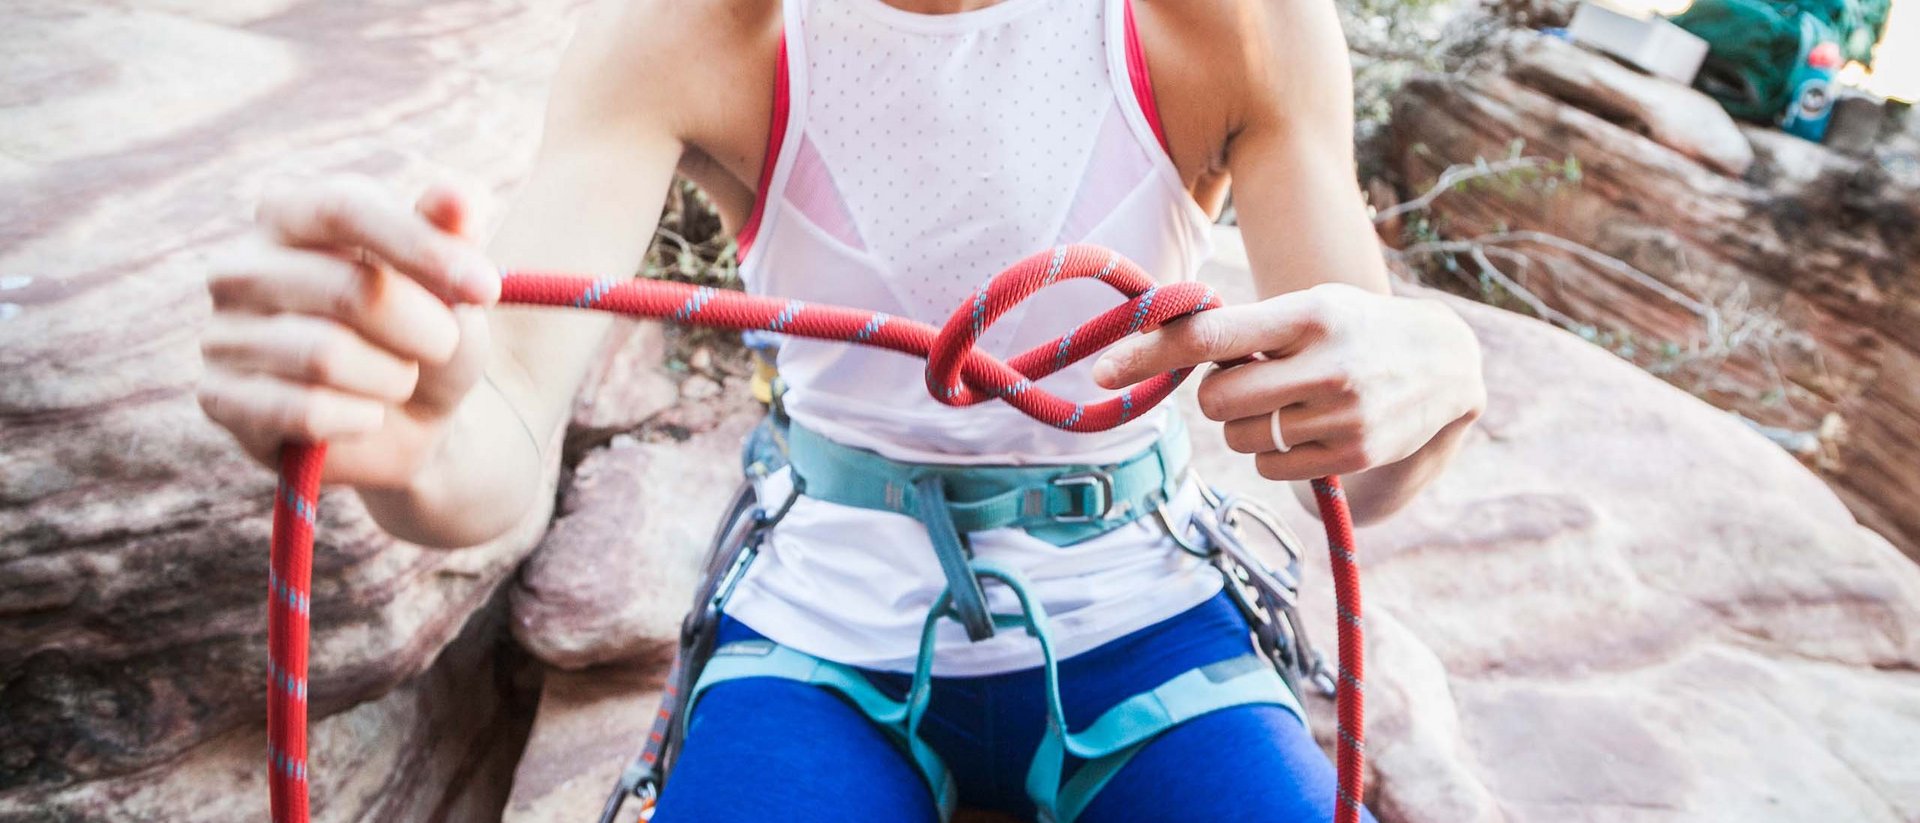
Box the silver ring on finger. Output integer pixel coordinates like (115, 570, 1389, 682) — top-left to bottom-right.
(1269, 407, 1290, 454)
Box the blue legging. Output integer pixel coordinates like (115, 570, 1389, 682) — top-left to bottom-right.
(653, 593, 1377, 822)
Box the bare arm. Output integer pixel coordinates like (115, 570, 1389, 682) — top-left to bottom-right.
(202, 0, 768, 548)
(357, 0, 695, 546)
(1095, 0, 1484, 524)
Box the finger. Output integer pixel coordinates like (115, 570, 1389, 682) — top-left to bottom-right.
(257, 178, 499, 306)
(1092, 294, 1328, 389)
(208, 240, 461, 364)
(409, 305, 491, 415)
(197, 368, 387, 448)
(415, 183, 469, 237)
(196, 375, 279, 466)
(1220, 405, 1359, 455)
(1193, 354, 1354, 423)
(202, 313, 421, 404)
(1251, 442, 1368, 483)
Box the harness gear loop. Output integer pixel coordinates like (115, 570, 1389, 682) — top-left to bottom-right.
(265, 244, 1367, 823)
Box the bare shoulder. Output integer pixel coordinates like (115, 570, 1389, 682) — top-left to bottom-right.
(543, 0, 782, 223)
(550, 0, 778, 135)
(1134, 0, 1353, 173)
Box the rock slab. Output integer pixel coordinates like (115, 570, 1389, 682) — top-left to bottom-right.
(1, 0, 588, 816)
(1390, 34, 1920, 562)
(510, 398, 763, 671)
(1196, 228, 1920, 821)
(502, 665, 662, 823)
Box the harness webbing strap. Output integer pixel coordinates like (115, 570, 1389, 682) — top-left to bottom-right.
(1032, 655, 1299, 823)
(690, 640, 961, 819)
(783, 417, 1190, 545)
(911, 476, 997, 641)
(782, 415, 1191, 642)
(684, 559, 1300, 823)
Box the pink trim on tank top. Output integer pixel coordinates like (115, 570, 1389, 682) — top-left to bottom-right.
(1122, 1, 1171, 155)
(736, 36, 791, 259)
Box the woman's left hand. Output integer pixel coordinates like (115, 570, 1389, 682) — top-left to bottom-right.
(1092, 283, 1485, 482)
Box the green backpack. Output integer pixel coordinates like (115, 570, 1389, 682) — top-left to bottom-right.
(1669, 0, 1891, 121)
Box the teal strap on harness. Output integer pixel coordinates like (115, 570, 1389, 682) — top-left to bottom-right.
(1027, 654, 1300, 823)
(944, 561, 1300, 823)
(687, 640, 962, 821)
(911, 475, 998, 642)
(784, 417, 1190, 639)
(686, 558, 1301, 823)
(702, 414, 1299, 820)
(783, 416, 1191, 547)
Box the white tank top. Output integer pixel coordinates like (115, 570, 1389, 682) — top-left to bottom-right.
(723, 0, 1222, 675)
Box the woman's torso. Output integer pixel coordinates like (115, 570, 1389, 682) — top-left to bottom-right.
(674, 0, 1240, 237)
(694, 0, 1231, 674)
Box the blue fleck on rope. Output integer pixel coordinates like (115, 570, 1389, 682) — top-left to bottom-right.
(268, 660, 308, 700)
(672, 286, 717, 322)
(572, 277, 618, 309)
(267, 572, 309, 615)
(278, 485, 316, 526)
(1041, 245, 1070, 286)
(854, 313, 891, 342)
(1127, 286, 1158, 333)
(768, 299, 805, 332)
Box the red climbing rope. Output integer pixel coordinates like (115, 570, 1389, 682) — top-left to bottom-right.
(265, 244, 1364, 823)
(1312, 476, 1364, 823)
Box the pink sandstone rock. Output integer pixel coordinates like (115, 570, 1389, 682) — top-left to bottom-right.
(1, 0, 588, 816)
(1390, 39, 1920, 564)
(1197, 228, 1920, 821)
(509, 400, 763, 670)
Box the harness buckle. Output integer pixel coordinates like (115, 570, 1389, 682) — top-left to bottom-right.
(1050, 470, 1113, 522)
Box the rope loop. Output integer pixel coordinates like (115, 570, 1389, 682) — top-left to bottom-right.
(922, 244, 1221, 431)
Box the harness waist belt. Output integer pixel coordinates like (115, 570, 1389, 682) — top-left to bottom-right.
(782, 417, 1191, 641)
(783, 416, 1190, 546)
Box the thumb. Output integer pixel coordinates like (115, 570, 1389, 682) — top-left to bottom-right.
(408, 183, 491, 416)
(409, 304, 492, 417)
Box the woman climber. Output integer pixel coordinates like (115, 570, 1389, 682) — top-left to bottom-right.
(198, 0, 1485, 820)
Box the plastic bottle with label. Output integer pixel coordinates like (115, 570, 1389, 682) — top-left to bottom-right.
(1780, 23, 1842, 143)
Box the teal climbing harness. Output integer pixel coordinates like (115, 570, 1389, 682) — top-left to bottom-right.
(598, 409, 1337, 823)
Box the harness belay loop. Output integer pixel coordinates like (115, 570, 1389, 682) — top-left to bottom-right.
(266, 244, 1365, 823)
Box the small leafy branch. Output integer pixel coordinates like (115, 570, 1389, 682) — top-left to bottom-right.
(638, 178, 751, 377)
(642, 178, 740, 289)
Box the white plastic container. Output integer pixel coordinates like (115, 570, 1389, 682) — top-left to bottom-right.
(1567, 1, 1711, 85)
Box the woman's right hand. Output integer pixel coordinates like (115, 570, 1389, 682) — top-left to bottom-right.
(198, 177, 502, 489)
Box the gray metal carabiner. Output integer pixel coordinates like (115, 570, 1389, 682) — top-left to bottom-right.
(1153, 499, 1214, 557)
